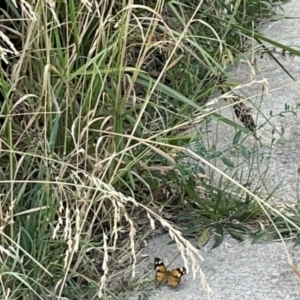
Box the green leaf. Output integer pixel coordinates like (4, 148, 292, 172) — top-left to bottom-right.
(211, 224, 223, 249)
(272, 216, 286, 224)
(251, 231, 269, 244)
(239, 145, 250, 159)
(221, 157, 235, 168)
(227, 228, 246, 241)
(207, 150, 222, 159)
(294, 233, 300, 247)
(197, 227, 211, 248)
(230, 224, 253, 235)
(233, 130, 242, 145)
(212, 150, 222, 158)
(183, 224, 203, 236)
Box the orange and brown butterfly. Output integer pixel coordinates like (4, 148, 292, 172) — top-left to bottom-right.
(154, 257, 186, 287)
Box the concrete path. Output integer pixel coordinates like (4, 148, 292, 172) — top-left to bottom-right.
(128, 1, 300, 299)
(128, 235, 300, 300)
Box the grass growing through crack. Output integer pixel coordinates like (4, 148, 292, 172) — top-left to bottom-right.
(1, 0, 300, 299)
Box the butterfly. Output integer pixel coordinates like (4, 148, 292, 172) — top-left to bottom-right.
(154, 257, 186, 287)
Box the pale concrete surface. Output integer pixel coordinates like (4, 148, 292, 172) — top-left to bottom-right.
(127, 235, 300, 300)
(127, 1, 300, 299)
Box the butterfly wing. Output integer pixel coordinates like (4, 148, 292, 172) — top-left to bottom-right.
(154, 257, 167, 284)
(167, 267, 186, 287)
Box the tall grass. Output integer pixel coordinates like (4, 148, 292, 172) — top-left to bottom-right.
(0, 0, 299, 299)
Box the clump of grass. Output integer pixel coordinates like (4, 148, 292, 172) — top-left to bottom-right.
(0, 0, 299, 299)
